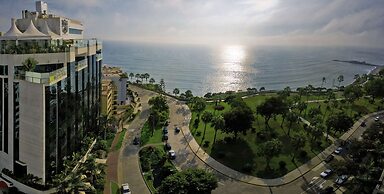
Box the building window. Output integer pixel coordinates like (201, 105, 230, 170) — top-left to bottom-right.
(0, 65, 8, 76)
(68, 28, 82, 35)
(0, 78, 2, 151)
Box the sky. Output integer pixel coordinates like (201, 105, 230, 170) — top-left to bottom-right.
(1, 0, 384, 47)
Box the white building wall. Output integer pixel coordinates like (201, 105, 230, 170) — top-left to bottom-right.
(19, 81, 45, 182)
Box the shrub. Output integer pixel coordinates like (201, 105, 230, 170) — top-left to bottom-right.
(214, 105, 225, 111)
(203, 140, 210, 147)
(224, 136, 233, 143)
(279, 161, 286, 169)
(242, 163, 253, 172)
(299, 150, 308, 159)
(196, 131, 202, 137)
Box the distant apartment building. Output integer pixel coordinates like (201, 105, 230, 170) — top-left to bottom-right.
(101, 79, 113, 118)
(101, 66, 129, 118)
(0, 1, 102, 184)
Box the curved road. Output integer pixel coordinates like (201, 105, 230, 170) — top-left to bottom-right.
(117, 85, 383, 194)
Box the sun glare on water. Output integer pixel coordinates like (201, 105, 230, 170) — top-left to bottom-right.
(221, 45, 246, 72)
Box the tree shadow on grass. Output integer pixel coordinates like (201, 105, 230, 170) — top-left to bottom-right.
(210, 138, 255, 174)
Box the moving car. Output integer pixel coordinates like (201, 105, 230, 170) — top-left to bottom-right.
(324, 154, 334, 163)
(169, 150, 176, 159)
(320, 169, 333, 178)
(121, 183, 131, 194)
(335, 175, 348, 185)
(334, 147, 343, 154)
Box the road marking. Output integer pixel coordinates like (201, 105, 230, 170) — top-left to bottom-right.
(218, 182, 225, 186)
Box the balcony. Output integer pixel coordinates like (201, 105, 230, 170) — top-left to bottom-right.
(24, 67, 67, 85)
(76, 59, 87, 72)
(96, 53, 102, 61)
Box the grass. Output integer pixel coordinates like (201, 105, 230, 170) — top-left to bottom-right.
(190, 98, 331, 178)
(110, 181, 120, 194)
(113, 128, 127, 151)
(141, 121, 165, 146)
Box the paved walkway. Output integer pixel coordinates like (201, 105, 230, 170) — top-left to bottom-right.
(167, 97, 384, 186)
(107, 85, 384, 193)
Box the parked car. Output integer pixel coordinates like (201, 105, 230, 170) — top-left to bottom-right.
(121, 183, 131, 194)
(175, 127, 180, 133)
(324, 154, 334, 163)
(163, 134, 169, 141)
(335, 175, 349, 185)
(165, 143, 172, 150)
(133, 137, 140, 145)
(163, 127, 168, 134)
(320, 169, 333, 178)
(375, 116, 380, 122)
(168, 150, 176, 159)
(334, 147, 343, 154)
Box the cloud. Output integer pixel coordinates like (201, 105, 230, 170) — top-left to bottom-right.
(0, 0, 383, 47)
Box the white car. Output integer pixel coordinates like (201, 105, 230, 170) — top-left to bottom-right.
(335, 175, 349, 185)
(169, 150, 176, 159)
(121, 183, 131, 194)
(320, 169, 333, 178)
(334, 147, 343, 154)
(375, 116, 380, 122)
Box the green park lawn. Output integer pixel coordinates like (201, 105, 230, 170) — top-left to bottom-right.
(140, 121, 164, 146)
(190, 98, 330, 178)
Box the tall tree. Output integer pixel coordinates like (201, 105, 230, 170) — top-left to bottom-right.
(211, 115, 225, 144)
(326, 112, 354, 137)
(129, 72, 134, 80)
(286, 112, 299, 136)
(192, 97, 206, 120)
(337, 75, 344, 87)
(144, 73, 150, 82)
(173, 88, 180, 96)
(291, 132, 306, 161)
(160, 78, 165, 91)
(201, 111, 213, 139)
(257, 97, 288, 127)
(321, 77, 326, 88)
(223, 106, 254, 139)
(149, 78, 155, 84)
(258, 139, 283, 169)
(158, 169, 218, 194)
(343, 84, 363, 104)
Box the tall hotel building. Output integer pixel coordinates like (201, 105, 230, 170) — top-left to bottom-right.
(0, 1, 102, 183)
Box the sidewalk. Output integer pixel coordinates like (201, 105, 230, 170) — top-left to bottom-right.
(176, 101, 384, 187)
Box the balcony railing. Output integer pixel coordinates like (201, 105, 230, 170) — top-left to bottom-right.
(96, 53, 103, 61)
(76, 59, 88, 71)
(0, 39, 102, 55)
(24, 67, 67, 85)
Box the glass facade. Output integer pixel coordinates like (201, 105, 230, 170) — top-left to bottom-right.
(13, 82, 20, 161)
(44, 51, 101, 181)
(4, 78, 8, 153)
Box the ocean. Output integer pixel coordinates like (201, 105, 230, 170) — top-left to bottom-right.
(103, 41, 384, 96)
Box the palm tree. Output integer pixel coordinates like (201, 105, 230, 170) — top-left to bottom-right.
(140, 74, 145, 82)
(212, 115, 225, 144)
(135, 73, 140, 82)
(337, 75, 344, 87)
(149, 78, 155, 84)
(173, 88, 180, 96)
(321, 77, 326, 88)
(160, 79, 165, 92)
(144, 73, 150, 83)
(259, 87, 265, 93)
(286, 112, 299, 136)
(129, 72, 134, 80)
(291, 132, 306, 162)
(22, 57, 38, 71)
(201, 111, 213, 140)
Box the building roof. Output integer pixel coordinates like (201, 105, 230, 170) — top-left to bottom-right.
(2, 18, 23, 39)
(22, 19, 49, 39)
(40, 20, 59, 39)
